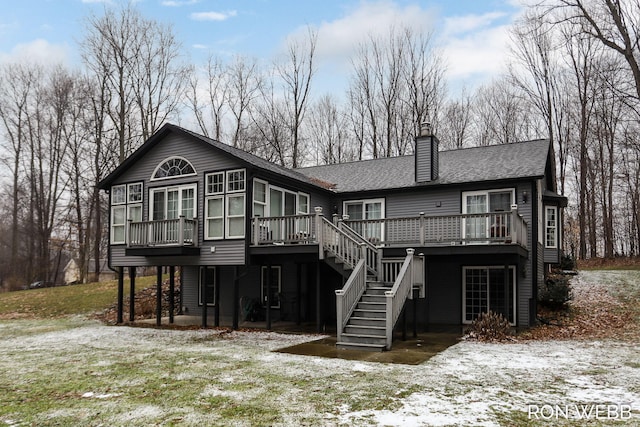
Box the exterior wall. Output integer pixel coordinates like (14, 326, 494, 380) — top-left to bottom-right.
(109, 133, 247, 267)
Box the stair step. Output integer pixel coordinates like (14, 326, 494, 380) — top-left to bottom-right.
(349, 317, 386, 326)
(361, 294, 386, 303)
(344, 324, 386, 336)
(336, 341, 386, 352)
(353, 309, 386, 319)
(340, 333, 387, 346)
(357, 301, 386, 311)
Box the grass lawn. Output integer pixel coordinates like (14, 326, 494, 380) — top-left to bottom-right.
(0, 270, 638, 426)
(0, 276, 157, 319)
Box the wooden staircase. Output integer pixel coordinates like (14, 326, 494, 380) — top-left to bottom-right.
(337, 281, 391, 351)
(318, 216, 425, 351)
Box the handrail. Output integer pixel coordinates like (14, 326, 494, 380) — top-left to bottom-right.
(338, 221, 380, 277)
(335, 258, 367, 343)
(320, 217, 363, 270)
(384, 248, 420, 350)
(251, 214, 315, 245)
(128, 217, 198, 247)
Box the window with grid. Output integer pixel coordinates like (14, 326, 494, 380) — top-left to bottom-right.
(463, 266, 515, 325)
(545, 206, 557, 248)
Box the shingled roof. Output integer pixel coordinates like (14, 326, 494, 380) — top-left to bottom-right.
(297, 139, 551, 193)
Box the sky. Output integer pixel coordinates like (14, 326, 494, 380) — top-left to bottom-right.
(0, 0, 526, 97)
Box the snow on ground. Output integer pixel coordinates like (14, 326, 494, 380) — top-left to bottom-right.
(0, 270, 639, 426)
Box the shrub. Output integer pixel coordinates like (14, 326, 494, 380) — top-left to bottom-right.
(465, 311, 512, 341)
(539, 275, 572, 310)
(559, 254, 576, 271)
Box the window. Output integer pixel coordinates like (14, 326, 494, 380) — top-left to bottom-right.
(227, 169, 245, 192)
(343, 199, 385, 242)
(227, 194, 245, 238)
(261, 266, 281, 308)
(128, 183, 143, 203)
(463, 266, 516, 325)
(111, 206, 126, 244)
(152, 157, 196, 180)
(545, 206, 557, 248)
(112, 185, 126, 205)
(150, 185, 196, 220)
(110, 182, 143, 244)
(253, 179, 267, 218)
(206, 172, 224, 195)
(199, 267, 216, 306)
(205, 196, 224, 239)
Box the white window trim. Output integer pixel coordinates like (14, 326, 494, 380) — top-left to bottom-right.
(127, 204, 143, 223)
(148, 184, 198, 220)
(545, 206, 558, 249)
(226, 168, 246, 193)
(205, 172, 225, 196)
(342, 198, 386, 219)
(110, 205, 126, 244)
(298, 193, 310, 215)
(226, 193, 246, 239)
(198, 266, 216, 306)
(127, 182, 143, 203)
(111, 184, 126, 205)
(462, 266, 516, 326)
(204, 195, 225, 240)
(261, 265, 282, 309)
(150, 156, 197, 181)
(253, 178, 268, 217)
(461, 189, 515, 214)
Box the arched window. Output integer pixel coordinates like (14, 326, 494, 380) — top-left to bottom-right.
(152, 157, 196, 180)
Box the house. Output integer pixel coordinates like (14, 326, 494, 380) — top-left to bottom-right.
(98, 122, 566, 351)
(63, 259, 116, 284)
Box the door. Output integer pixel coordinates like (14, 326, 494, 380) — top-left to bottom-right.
(463, 190, 514, 242)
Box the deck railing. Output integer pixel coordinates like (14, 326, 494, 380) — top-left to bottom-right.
(344, 208, 528, 248)
(251, 214, 316, 245)
(335, 258, 367, 344)
(385, 249, 424, 349)
(337, 221, 380, 277)
(127, 217, 198, 247)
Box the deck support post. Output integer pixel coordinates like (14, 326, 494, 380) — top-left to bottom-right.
(128, 267, 136, 322)
(316, 261, 322, 333)
(169, 266, 175, 324)
(117, 267, 124, 324)
(296, 263, 302, 325)
(314, 207, 324, 259)
(214, 267, 220, 327)
(266, 265, 272, 331)
(232, 266, 239, 330)
(156, 266, 162, 326)
(201, 267, 208, 328)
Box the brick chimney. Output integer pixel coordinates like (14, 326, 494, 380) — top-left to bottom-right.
(415, 122, 439, 182)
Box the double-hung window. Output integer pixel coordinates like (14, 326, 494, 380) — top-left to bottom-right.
(204, 169, 246, 240)
(545, 206, 557, 248)
(110, 182, 143, 244)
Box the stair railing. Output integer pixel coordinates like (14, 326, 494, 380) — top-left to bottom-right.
(335, 258, 367, 344)
(384, 248, 424, 349)
(337, 221, 380, 277)
(319, 217, 363, 270)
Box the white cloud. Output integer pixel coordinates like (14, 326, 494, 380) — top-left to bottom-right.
(192, 44, 208, 49)
(190, 10, 237, 22)
(311, 1, 437, 65)
(162, 0, 200, 6)
(0, 39, 69, 66)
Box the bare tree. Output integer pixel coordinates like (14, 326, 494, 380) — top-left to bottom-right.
(306, 94, 355, 165)
(275, 27, 317, 167)
(187, 55, 229, 140)
(226, 55, 263, 148)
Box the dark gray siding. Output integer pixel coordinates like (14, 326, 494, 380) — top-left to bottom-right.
(415, 138, 433, 183)
(386, 188, 460, 217)
(544, 247, 560, 264)
(109, 133, 249, 267)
